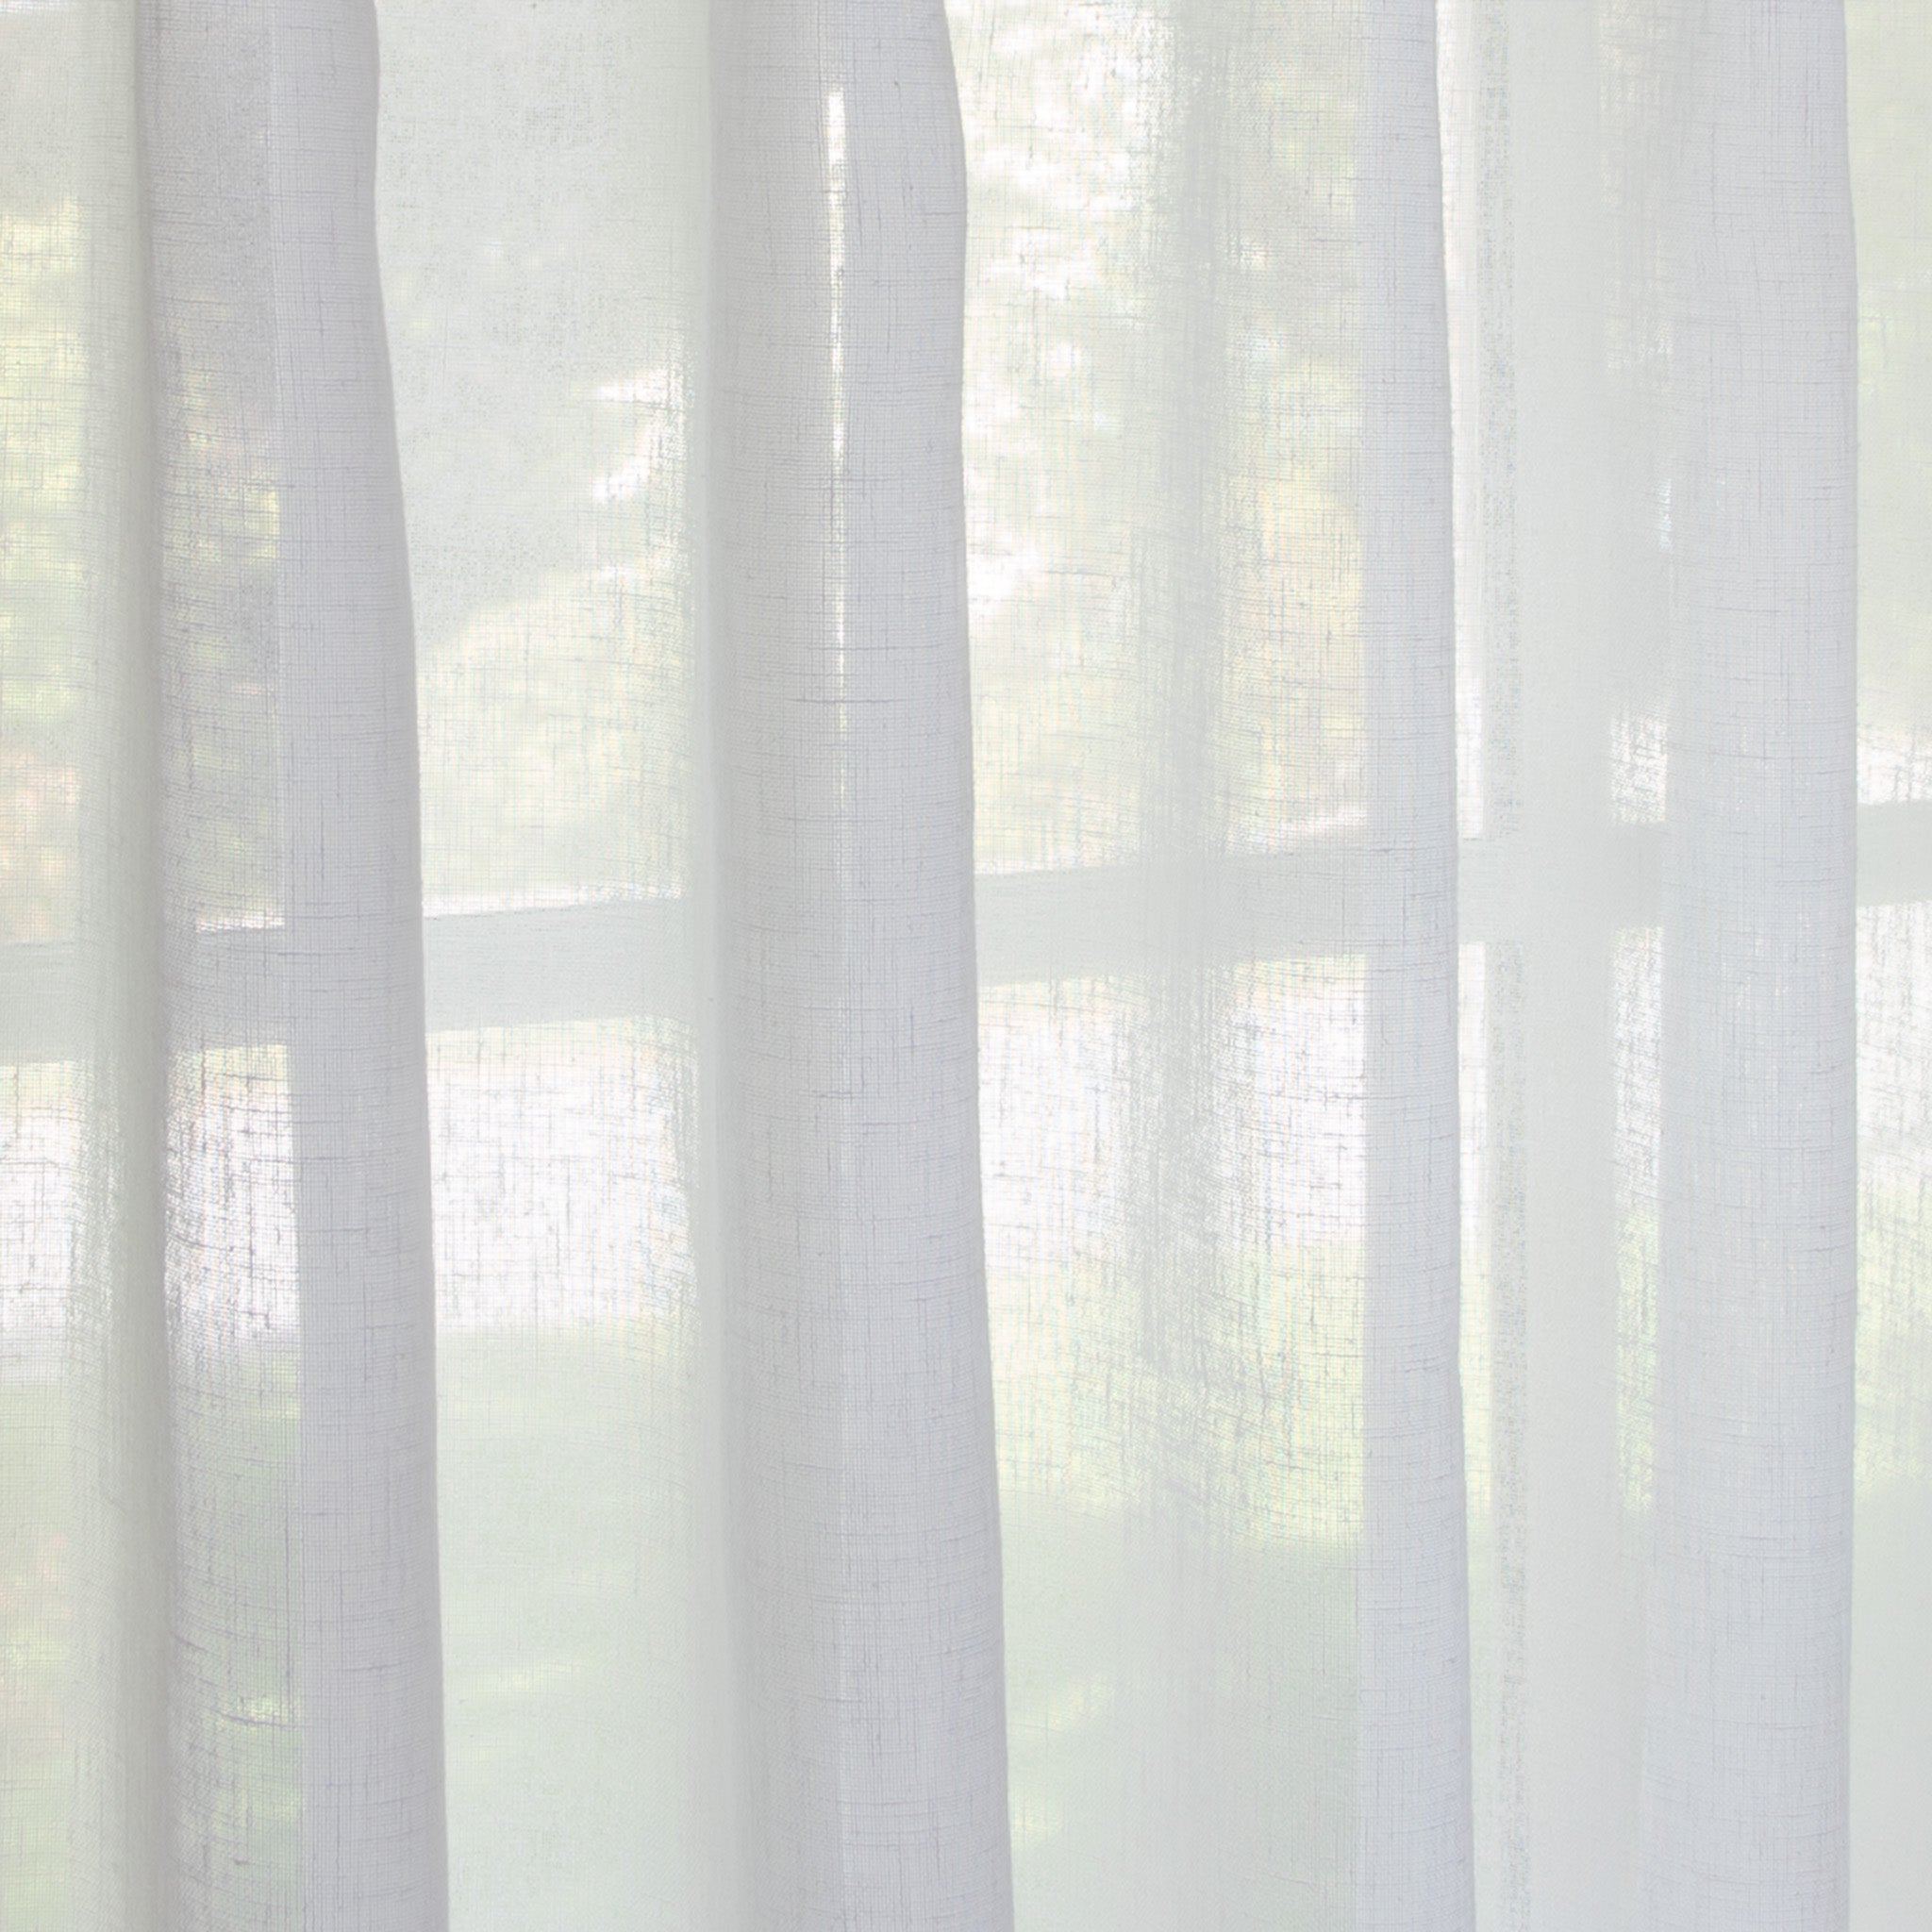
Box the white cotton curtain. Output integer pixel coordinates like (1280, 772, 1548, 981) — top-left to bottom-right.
(3, 0, 1930, 1927)
(705, 3, 1011, 1922)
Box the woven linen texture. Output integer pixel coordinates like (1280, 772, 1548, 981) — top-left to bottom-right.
(3, 0, 1926, 1927)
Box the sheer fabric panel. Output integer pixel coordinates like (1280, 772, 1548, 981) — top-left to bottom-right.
(3, 1, 1928, 1929)
(0, 0, 446, 1924)
(705, 0, 1012, 1924)
(965, 0, 1470, 1922)
(1643, 7, 1857, 1927)
(1846, 4, 1932, 1919)
(1443, 1, 1864, 1926)
(271, 6, 449, 1924)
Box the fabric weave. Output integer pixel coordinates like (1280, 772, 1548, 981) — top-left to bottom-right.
(0, 0, 1924, 1927)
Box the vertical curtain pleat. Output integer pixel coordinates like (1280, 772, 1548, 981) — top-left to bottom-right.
(76, 4, 448, 1924)
(1643, 4, 1858, 1928)
(1462, 2, 1640, 1923)
(1357, 1, 1476, 1925)
(2, 0, 1903, 1924)
(705, 1, 1013, 1924)
(84, 4, 174, 1919)
(1505, 0, 1637, 1918)
(271, 5, 449, 1925)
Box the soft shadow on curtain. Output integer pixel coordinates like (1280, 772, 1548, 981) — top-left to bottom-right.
(1, 1, 1929, 1929)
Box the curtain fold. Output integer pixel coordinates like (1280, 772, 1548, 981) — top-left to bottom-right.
(704, 0, 1012, 1924)
(270, 4, 448, 1923)
(1446, 0, 1638, 1918)
(1356, 2, 1474, 1925)
(0, 0, 1920, 1927)
(1643, 5, 1857, 1926)
(69, 1, 447, 1922)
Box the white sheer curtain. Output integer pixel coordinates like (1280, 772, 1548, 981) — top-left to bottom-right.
(3, 0, 1928, 1927)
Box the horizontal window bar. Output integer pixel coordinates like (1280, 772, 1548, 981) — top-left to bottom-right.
(3, 804, 1926, 1063)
